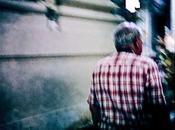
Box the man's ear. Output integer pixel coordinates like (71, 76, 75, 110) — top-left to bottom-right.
(131, 37, 143, 55)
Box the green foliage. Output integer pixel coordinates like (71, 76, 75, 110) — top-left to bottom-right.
(156, 37, 175, 107)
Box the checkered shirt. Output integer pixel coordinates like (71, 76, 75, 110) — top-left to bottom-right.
(87, 52, 166, 130)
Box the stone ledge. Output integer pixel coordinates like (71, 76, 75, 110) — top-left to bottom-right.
(0, 0, 122, 23)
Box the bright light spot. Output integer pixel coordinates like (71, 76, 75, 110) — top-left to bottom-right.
(126, 0, 140, 13)
(164, 34, 175, 52)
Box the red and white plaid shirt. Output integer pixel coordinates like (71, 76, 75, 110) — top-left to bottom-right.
(87, 52, 166, 130)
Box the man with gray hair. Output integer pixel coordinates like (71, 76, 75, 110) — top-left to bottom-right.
(87, 22, 170, 130)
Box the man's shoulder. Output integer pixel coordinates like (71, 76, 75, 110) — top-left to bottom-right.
(95, 54, 114, 67)
(137, 55, 158, 67)
(94, 53, 158, 68)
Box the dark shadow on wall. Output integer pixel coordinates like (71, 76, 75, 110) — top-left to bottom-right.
(0, 9, 21, 35)
(0, 75, 86, 130)
(0, 80, 13, 125)
(64, 112, 92, 130)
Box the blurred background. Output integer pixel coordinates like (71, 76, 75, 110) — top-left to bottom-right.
(0, 0, 174, 129)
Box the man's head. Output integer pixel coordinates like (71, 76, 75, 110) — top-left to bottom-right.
(114, 22, 143, 55)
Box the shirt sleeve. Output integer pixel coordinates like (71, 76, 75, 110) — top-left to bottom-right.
(87, 71, 96, 105)
(147, 60, 166, 105)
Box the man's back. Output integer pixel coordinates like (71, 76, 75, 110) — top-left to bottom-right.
(88, 52, 165, 129)
(88, 22, 169, 130)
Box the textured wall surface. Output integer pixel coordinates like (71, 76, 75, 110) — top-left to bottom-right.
(0, 11, 115, 55)
(0, 7, 116, 130)
(0, 56, 102, 130)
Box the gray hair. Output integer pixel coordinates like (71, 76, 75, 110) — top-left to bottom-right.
(114, 22, 142, 52)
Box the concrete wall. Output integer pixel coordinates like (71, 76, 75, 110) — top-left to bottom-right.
(0, 1, 117, 129)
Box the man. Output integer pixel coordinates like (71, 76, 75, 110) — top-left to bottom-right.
(87, 22, 170, 130)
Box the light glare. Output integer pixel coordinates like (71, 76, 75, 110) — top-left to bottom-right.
(126, 0, 140, 13)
